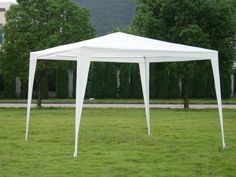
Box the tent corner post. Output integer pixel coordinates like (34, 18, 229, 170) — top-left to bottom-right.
(74, 54, 91, 157)
(210, 56, 226, 149)
(139, 59, 151, 136)
(25, 57, 37, 141)
(73, 151, 78, 158)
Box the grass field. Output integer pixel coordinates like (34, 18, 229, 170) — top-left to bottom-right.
(0, 108, 235, 177)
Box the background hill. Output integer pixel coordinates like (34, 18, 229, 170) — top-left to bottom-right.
(74, 0, 135, 36)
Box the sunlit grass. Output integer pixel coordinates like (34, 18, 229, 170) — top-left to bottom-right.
(0, 108, 235, 177)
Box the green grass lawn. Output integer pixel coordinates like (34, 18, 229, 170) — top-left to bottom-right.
(0, 108, 235, 177)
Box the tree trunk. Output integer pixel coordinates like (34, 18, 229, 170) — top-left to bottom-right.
(15, 77, 21, 97)
(116, 65, 121, 98)
(37, 70, 46, 108)
(231, 73, 234, 97)
(182, 79, 189, 109)
(67, 68, 73, 98)
(37, 77, 42, 108)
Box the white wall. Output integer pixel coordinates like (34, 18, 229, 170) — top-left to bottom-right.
(0, 1, 17, 25)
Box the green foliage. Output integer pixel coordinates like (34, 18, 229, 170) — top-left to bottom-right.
(90, 63, 117, 98)
(41, 72, 49, 99)
(155, 64, 169, 98)
(1, 0, 235, 99)
(0, 0, 94, 100)
(119, 64, 131, 98)
(0, 75, 4, 93)
(1, 0, 90, 77)
(150, 63, 180, 99)
(168, 71, 180, 98)
(132, 0, 236, 98)
(3, 75, 15, 98)
(47, 70, 56, 92)
(90, 63, 105, 98)
(130, 65, 142, 98)
(20, 78, 28, 98)
(103, 63, 117, 98)
(56, 66, 68, 98)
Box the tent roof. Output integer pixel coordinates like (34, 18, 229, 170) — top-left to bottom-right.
(31, 32, 217, 60)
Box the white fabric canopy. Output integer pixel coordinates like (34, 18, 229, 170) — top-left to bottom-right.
(26, 32, 226, 157)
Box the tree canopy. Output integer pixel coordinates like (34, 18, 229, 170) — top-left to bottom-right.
(0, 0, 94, 103)
(131, 0, 236, 103)
(1, 0, 94, 78)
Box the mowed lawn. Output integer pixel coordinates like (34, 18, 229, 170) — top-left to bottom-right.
(0, 108, 235, 177)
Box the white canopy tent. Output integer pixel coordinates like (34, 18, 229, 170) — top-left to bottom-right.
(25, 32, 225, 157)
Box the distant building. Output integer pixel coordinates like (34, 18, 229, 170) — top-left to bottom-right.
(0, 0, 17, 43)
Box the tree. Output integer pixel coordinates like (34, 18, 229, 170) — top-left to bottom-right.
(119, 64, 131, 98)
(1, 0, 94, 106)
(56, 64, 68, 98)
(132, 0, 236, 108)
(103, 63, 117, 98)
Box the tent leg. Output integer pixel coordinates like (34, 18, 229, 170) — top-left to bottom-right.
(139, 61, 151, 135)
(73, 58, 90, 157)
(211, 57, 226, 148)
(25, 58, 37, 141)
